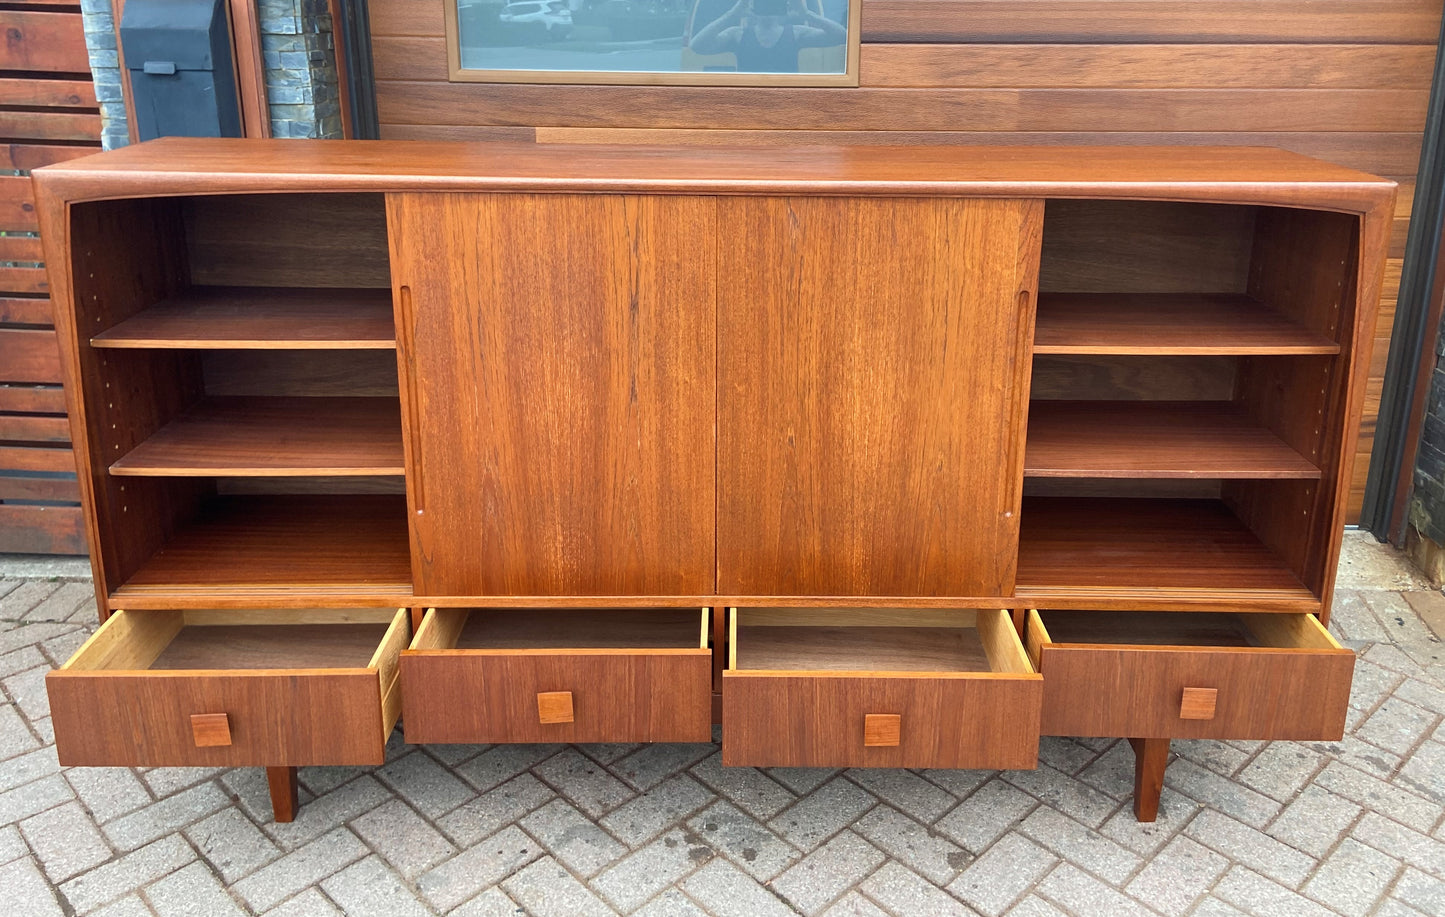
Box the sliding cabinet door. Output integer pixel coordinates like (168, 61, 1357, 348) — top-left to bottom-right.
(717, 197, 1042, 596)
(387, 193, 716, 596)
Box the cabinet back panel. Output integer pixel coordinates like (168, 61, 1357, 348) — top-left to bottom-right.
(1022, 479, 1224, 500)
(1040, 200, 1256, 293)
(184, 194, 391, 289)
(1030, 355, 1236, 402)
(201, 351, 399, 398)
(215, 476, 408, 496)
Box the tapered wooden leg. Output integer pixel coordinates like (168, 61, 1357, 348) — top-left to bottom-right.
(267, 766, 299, 823)
(1129, 737, 1170, 822)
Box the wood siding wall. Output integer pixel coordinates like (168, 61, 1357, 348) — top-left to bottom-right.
(368, 0, 1443, 520)
(0, 2, 102, 554)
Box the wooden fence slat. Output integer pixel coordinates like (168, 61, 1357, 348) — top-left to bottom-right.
(0, 385, 66, 414)
(0, 235, 43, 263)
(0, 444, 74, 474)
(0, 77, 96, 108)
(0, 296, 52, 324)
(861, 1, 1445, 45)
(0, 110, 101, 144)
(0, 413, 69, 442)
(375, 83, 1431, 133)
(0, 175, 37, 231)
(860, 43, 1440, 90)
(0, 474, 78, 503)
(0, 504, 85, 554)
(0, 143, 97, 172)
(0, 267, 48, 295)
(373, 37, 1439, 90)
(0, 328, 61, 383)
(0, 11, 92, 73)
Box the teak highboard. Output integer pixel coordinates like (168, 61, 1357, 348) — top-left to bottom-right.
(33, 139, 1394, 823)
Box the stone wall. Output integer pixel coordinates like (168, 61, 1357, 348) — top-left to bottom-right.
(1408, 336, 1445, 581)
(79, 0, 129, 151)
(261, 0, 344, 139)
(79, 0, 343, 146)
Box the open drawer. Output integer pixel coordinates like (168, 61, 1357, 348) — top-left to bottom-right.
(47, 608, 408, 767)
(722, 608, 1042, 769)
(1026, 609, 1354, 740)
(400, 607, 713, 744)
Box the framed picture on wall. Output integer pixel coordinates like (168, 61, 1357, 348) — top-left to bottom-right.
(446, 0, 860, 85)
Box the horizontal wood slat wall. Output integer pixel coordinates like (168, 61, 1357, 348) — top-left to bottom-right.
(0, 1, 100, 555)
(370, 0, 1441, 520)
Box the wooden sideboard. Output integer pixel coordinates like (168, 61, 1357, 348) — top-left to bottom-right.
(34, 139, 1394, 823)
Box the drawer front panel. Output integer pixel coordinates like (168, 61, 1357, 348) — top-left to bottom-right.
(400, 650, 712, 744)
(722, 673, 1041, 769)
(47, 669, 386, 767)
(1038, 644, 1353, 740)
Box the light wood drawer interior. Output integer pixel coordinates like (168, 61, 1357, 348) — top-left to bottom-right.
(1027, 609, 1354, 740)
(47, 608, 408, 767)
(401, 607, 713, 744)
(723, 608, 1042, 769)
(411, 607, 708, 652)
(728, 607, 1033, 674)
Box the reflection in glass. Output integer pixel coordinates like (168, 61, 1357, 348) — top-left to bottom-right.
(455, 0, 849, 75)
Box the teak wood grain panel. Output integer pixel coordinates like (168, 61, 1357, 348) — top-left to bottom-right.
(1028, 610, 1354, 740)
(387, 192, 715, 596)
(717, 196, 1040, 596)
(401, 607, 712, 742)
(721, 674, 1041, 769)
(46, 609, 407, 767)
(401, 651, 712, 743)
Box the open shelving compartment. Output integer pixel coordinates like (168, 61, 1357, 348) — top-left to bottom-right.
(1016, 199, 1360, 608)
(67, 192, 413, 604)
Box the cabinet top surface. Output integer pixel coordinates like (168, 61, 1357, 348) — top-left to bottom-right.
(34, 138, 1395, 211)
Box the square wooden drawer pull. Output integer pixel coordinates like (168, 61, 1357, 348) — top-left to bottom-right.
(537, 691, 575, 725)
(190, 713, 232, 747)
(1180, 687, 1218, 720)
(864, 714, 901, 747)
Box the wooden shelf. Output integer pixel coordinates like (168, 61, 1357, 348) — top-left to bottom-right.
(1016, 497, 1314, 602)
(90, 287, 396, 350)
(110, 397, 404, 477)
(1033, 293, 1340, 355)
(115, 495, 412, 598)
(1025, 401, 1321, 479)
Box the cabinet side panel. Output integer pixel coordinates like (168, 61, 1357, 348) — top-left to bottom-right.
(1227, 208, 1363, 597)
(388, 192, 716, 596)
(717, 197, 1039, 596)
(67, 199, 209, 599)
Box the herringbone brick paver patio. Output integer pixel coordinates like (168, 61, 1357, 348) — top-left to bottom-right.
(0, 537, 1441, 916)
